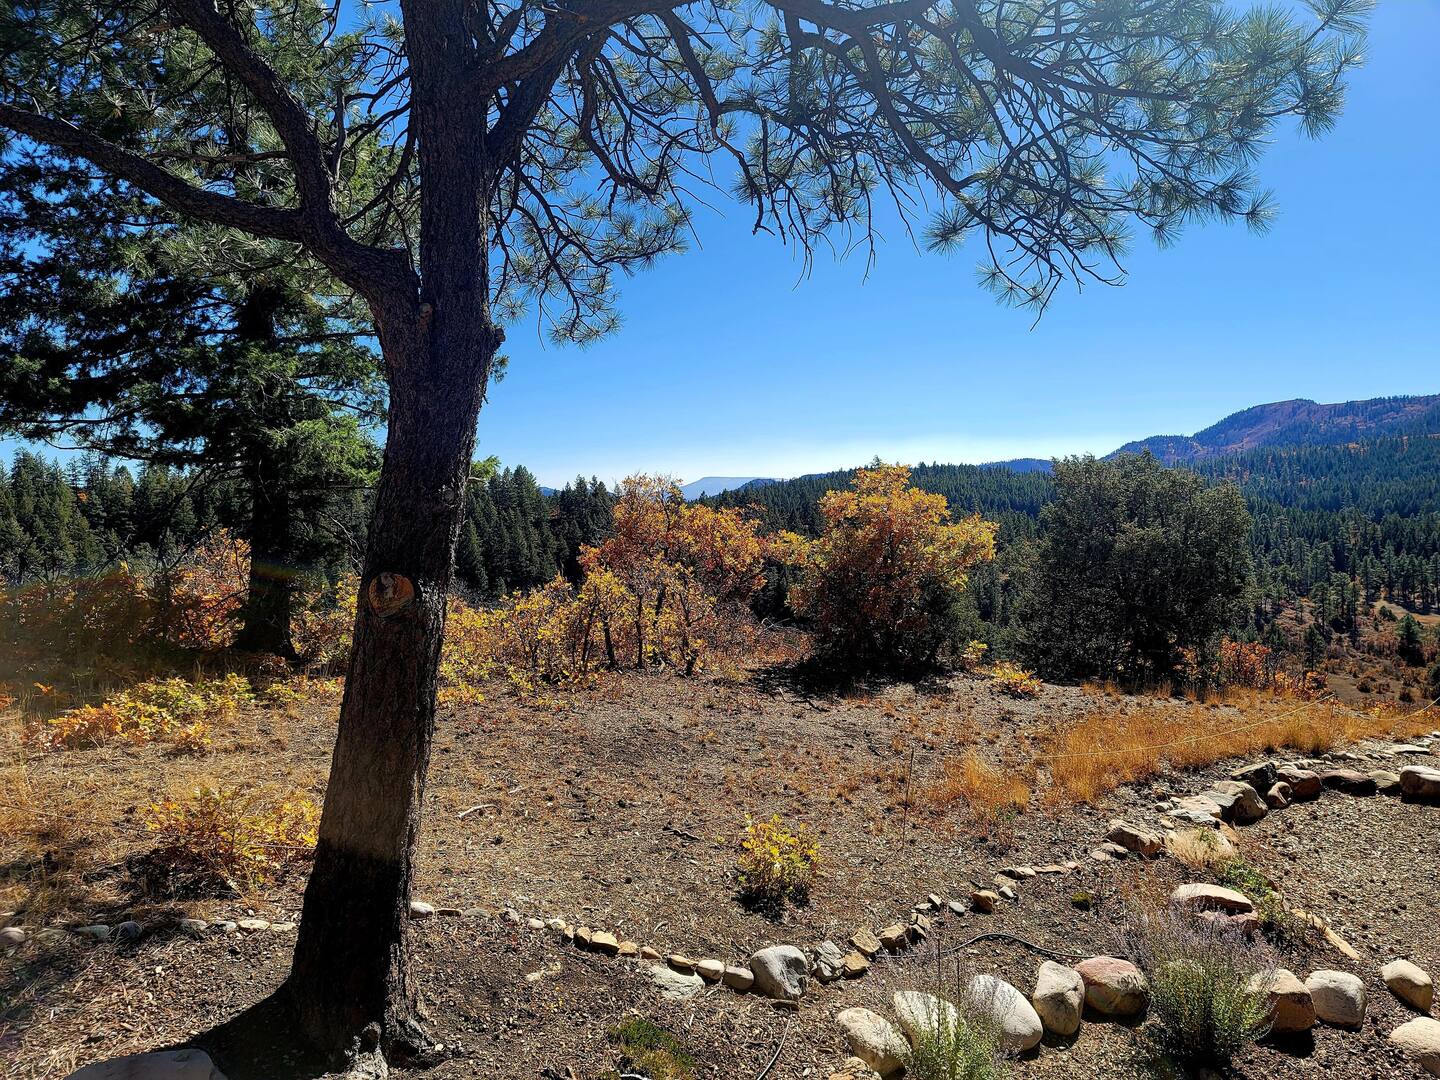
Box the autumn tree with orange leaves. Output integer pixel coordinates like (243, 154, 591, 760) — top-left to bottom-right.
(581, 476, 767, 673)
(785, 465, 997, 673)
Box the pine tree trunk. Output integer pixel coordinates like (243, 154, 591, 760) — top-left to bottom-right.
(284, 19, 494, 1057)
(234, 460, 297, 659)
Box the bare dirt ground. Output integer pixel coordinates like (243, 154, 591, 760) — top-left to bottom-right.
(2, 664, 1437, 1079)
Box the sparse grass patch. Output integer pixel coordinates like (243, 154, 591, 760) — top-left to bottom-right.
(1166, 827, 1237, 870)
(1043, 690, 1436, 804)
(606, 1016, 695, 1080)
(926, 752, 1030, 827)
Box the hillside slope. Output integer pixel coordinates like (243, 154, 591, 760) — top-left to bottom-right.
(1113, 394, 1440, 464)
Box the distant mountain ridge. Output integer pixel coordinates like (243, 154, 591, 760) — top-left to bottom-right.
(1111, 394, 1440, 464)
(680, 476, 776, 500)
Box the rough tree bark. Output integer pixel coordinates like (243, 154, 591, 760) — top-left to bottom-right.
(285, 5, 496, 1058)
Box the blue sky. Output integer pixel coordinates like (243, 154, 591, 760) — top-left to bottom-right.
(4, 2, 1436, 487)
(479, 0, 1439, 488)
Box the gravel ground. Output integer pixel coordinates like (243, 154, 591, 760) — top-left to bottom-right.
(2, 672, 1437, 1079)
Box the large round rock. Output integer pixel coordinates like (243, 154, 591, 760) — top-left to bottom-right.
(1305, 969, 1367, 1028)
(1401, 765, 1440, 803)
(1031, 960, 1084, 1037)
(1247, 968, 1315, 1034)
(65, 1050, 226, 1080)
(749, 944, 809, 1001)
(1390, 1017, 1440, 1077)
(836, 1007, 909, 1076)
(1075, 956, 1149, 1017)
(1382, 959, 1435, 1013)
(968, 974, 1044, 1052)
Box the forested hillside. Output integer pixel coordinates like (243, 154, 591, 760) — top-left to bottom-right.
(710, 436, 1440, 619)
(1114, 394, 1440, 463)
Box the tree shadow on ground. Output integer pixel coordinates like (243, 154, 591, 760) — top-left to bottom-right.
(749, 655, 955, 702)
(189, 991, 336, 1080)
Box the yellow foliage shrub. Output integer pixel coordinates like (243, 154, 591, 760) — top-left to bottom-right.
(33, 673, 252, 751)
(736, 814, 820, 908)
(142, 785, 318, 890)
(990, 661, 1041, 697)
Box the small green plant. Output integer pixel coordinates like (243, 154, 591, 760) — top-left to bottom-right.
(736, 814, 820, 911)
(906, 991, 1008, 1080)
(606, 1016, 695, 1080)
(1127, 908, 1271, 1068)
(1214, 856, 1270, 898)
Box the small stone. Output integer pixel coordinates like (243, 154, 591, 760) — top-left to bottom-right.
(407, 901, 435, 920)
(1106, 818, 1164, 856)
(1265, 781, 1292, 809)
(892, 990, 959, 1042)
(1320, 769, 1377, 795)
(842, 951, 870, 979)
(1031, 960, 1084, 1038)
(437, 906, 463, 917)
(1389, 1017, 1440, 1077)
(722, 964, 754, 991)
(526, 917, 545, 930)
(926, 892, 944, 909)
(835, 1007, 909, 1076)
(639, 945, 662, 961)
(968, 974, 1043, 1052)
(997, 885, 1017, 902)
(115, 920, 144, 941)
(1305, 969, 1367, 1028)
(235, 919, 268, 933)
(878, 923, 910, 950)
(1382, 959, 1434, 1013)
(909, 913, 933, 939)
(544, 917, 567, 932)
(970, 890, 999, 914)
(666, 953, 697, 973)
(1247, 968, 1314, 1034)
(1171, 882, 1255, 914)
(998, 865, 1037, 879)
(695, 958, 724, 983)
(211, 921, 237, 934)
(590, 931, 620, 956)
(647, 963, 705, 1001)
(814, 941, 846, 983)
(1401, 765, 1440, 802)
(64, 1048, 227, 1080)
(750, 944, 810, 1001)
(617, 941, 639, 958)
(270, 922, 296, 932)
(850, 928, 882, 959)
(1075, 956, 1149, 1017)
(1166, 794, 1224, 825)
(76, 924, 113, 940)
(573, 926, 594, 949)
(0, 927, 25, 947)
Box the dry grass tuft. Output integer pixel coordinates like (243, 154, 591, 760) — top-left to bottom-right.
(1166, 826, 1239, 870)
(926, 751, 1031, 826)
(1043, 689, 1437, 804)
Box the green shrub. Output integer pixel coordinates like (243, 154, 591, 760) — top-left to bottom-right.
(907, 998, 1008, 1080)
(1128, 909, 1271, 1067)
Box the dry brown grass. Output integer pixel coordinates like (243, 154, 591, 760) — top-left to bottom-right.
(925, 751, 1031, 826)
(1045, 689, 1438, 804)
(1166, 825, 1240, 870)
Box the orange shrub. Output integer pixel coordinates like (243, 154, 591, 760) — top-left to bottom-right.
(143, 785, 318, 890)
(784, 465, 996, 671)
(156, 531, 249, 651)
